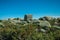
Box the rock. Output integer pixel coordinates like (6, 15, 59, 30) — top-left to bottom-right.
(39, 20, 51, 28)
(0, 22, 5, 27)
(40, 29, 46, 32)
(43, 16, 53, 21)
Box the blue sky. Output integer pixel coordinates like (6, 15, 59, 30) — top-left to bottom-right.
(0, 0, 60, 19)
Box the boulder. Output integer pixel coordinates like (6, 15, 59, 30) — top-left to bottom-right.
(39, 20, 51, 28)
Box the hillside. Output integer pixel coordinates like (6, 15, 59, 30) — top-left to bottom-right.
(0, 16, 60, 40)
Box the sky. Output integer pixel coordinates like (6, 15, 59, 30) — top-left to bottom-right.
(0, 0, 60, 19)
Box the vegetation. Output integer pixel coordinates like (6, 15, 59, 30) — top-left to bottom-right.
(0, 17, 60, 40)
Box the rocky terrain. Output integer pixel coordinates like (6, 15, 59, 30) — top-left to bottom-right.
(0, 16, 60, 40)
